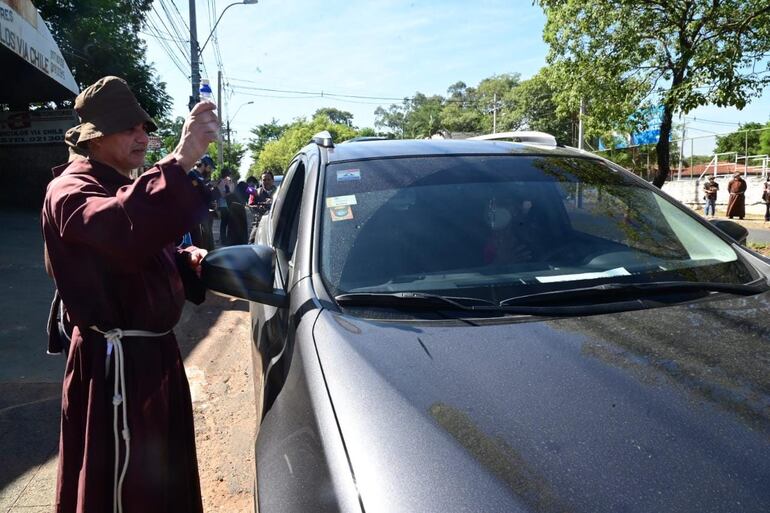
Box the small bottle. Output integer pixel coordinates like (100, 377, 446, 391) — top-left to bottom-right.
(199, 79, 213, 102)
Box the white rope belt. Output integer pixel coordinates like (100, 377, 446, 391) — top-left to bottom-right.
(90, 326, 171, 513)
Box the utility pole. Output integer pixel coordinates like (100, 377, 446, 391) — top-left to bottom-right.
(217, 70, 224, 169)
(578, 98, 585, 150)
(678, 115, 685, 180)
(188, 0, 200, 111)
(492, 93, 497, 134)
(745, 129, 749, 176)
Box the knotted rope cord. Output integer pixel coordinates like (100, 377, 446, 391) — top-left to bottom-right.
(90, 326, 171, 513)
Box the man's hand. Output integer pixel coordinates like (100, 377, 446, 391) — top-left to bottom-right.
(186, 247, 208, 276)
(170, 102, 219, 171)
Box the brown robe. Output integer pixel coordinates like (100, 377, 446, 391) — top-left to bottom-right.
(41, 158, 209, 513)
(726, 177, 747, 219)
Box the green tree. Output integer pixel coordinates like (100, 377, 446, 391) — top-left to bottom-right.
(357, 127, 378, 137)
(144, 115, 185, 164)
(247, 118, 287, 167)
(761, 125, 770, 155)
(715, 122, 767, 155)
(314, 108, 354, 127)
(249, 115, 358, 176)
(405, 93, 445, 138)
(208, 142, 247, 181)
(475, 74, 522, 133)
(440, 81, 484, 133)
(36, 0, 171, 117)
(510, 70, 575, 145)
(538, 0, 770, 187)
(374, 101, 410, 138)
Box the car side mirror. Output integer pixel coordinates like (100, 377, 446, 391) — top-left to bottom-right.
(201, 245, 289, 307)
(709, 219, 749, 245)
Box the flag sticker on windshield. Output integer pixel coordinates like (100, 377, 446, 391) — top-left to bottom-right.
(337, 169, 361, 181)
(330, 205, 354, 222)
(326, 195, 357, 208)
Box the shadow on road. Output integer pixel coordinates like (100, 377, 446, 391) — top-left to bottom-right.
(0, 208, 248, 509)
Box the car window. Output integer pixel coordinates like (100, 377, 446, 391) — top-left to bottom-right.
(319, 155, 753, 302)
(272, 159, 306, 283)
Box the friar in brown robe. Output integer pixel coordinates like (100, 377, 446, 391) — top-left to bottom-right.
(726, 172, 748, 219)
(41, 76, 220, 513)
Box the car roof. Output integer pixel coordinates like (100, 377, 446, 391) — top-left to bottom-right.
(321, 139, 593, 163)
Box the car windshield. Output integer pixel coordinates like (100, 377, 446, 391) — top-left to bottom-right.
(319, 154, 756, 303)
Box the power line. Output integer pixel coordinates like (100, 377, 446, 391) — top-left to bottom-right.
(149, 5, 190, 64)
(138, 30, 187, 44)
(144, 17, 189, 78)
(157, 0, 190, 51)
(228, 78, 501, 107)
(167, 0, 190, 31)
(685, 116, 743, 126)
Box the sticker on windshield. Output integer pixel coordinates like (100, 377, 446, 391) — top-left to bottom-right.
(329, 205, 354, 221)
(326, 195, 357, 208)
(535, 267, 631, 283)
(337, 169, 361, 181)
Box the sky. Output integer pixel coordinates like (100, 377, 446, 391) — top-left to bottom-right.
(140, 0, 770, 173)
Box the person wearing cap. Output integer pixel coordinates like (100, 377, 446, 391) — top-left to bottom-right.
(41, 76, 218, 513)
(726, 171, 747, 220)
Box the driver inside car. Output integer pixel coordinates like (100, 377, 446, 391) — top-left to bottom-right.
(482, 195, 537, 265)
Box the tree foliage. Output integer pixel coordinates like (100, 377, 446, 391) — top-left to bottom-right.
(374, 72, 577, 143)
(208, 142, 247, 182)
(247, 118, 288, 163)
(144, 115, 184, 164)
(36, 0, 171, 117)
(714, 122, 768, 155)
(538, 0, 770, 186)
(314, 108, 355, 127)
(248, 115, 359, 176)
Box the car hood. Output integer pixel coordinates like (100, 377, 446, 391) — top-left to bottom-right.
(312, 293, 770, 513)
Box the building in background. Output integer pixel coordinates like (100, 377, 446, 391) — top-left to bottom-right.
(1, 0, 79, 208)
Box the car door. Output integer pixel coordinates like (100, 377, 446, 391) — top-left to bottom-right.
(250, 152, 315, 416)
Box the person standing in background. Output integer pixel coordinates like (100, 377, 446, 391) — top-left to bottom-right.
(703, 176, 719, 217)
(215, 167, 233, 244)
(726, 172, 747, 220)
(248, 171, 277, 244)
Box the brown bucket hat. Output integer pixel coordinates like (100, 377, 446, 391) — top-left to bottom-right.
(74, 76, 157, 147)
(64, 125, 88, 162)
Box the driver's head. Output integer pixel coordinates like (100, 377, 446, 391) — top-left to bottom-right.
(486, 195, 525, 231)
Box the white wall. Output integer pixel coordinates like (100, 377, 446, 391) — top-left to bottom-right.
(662, 177, 768, 216)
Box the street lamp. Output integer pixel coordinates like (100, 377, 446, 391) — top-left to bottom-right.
(189, 0, 257, 110)
(200, 0, 258, 55)
(227, 100, 254, 148)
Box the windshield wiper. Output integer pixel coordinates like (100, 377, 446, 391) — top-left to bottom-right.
(500, 279, 768, 307)
(334, 292, 498, 310)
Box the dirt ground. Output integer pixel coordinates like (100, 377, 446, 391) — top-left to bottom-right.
(176, 294, 257, 513)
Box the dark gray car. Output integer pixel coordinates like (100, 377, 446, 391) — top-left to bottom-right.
(202, 133, 770, 513)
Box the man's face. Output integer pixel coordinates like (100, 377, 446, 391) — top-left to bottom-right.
(90, 123, 149, 173)
(262, 174, 274, 189)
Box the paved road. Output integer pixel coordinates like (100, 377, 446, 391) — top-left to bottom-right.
(747, 226, 770, 244)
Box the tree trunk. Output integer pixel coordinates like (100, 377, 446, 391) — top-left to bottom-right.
(652, 103, 674, 188)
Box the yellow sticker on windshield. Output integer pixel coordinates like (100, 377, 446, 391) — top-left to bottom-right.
(326, 195, 357, 208)
(330, 205, 354, 221)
